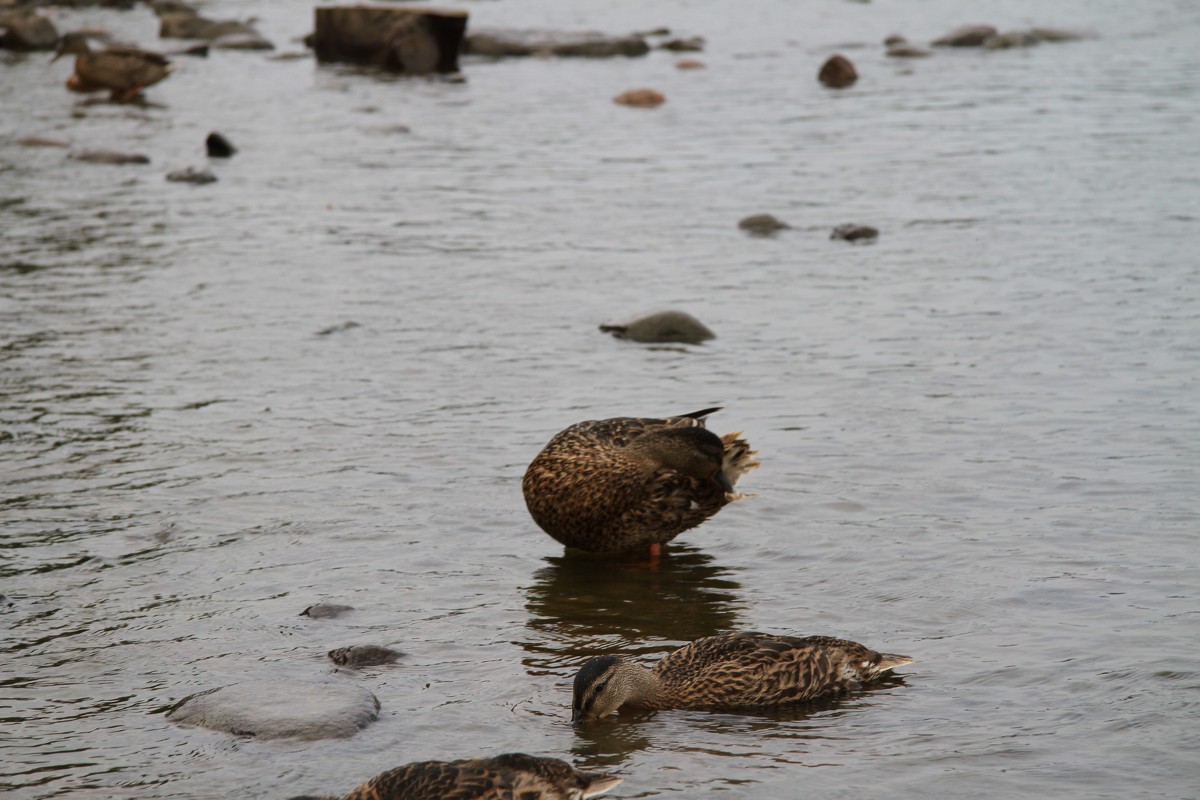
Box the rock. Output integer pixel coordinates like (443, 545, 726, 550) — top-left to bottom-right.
(1029, 27, 1092, 42)
(70, 149, 150, 165)
(312, 5, 466, 74)
(464, 29, 649, 58)
(818, 54, 857, 88)
(213, 34, 274, 51)
(884, 36, 931, 57)
(599, 310, 715, 345)
(831, 224, 879, 242)
(932, 24, 998, 47)
(658, 36, 704, 52)
(149, 0, 197, 16)
(159, 13, 259, 42)
(738, 213, 790, 235)
(675, 58, 706, 70)
(301, 603, 354, 619)
(639, 27, 671, 37)
(328, 645, 404, 668)
(169, 43, 209, 57)
(883, 34, 907, 47)
(167, 679, 380, 740)
(613, 88, 665, 107)
(166, 167, 217, 184)
(984, 30, 1041, 49)
(0, 10, 59, 51)
(18, 136, 70, 148)
(205, 132, 236, 158)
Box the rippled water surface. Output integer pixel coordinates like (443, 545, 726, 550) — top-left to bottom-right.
(3, 0, 1199, 797)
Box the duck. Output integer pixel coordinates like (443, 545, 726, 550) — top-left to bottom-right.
(52, 32, 173, 102)
(522, 407, 759, 553)
(297, 753, 622, 800)
(572, 631, 913, 722)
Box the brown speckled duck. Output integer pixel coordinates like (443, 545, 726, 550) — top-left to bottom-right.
(293, 754, 622, 800)
(572, 631, 913, 722)
(52, 32, 173, 102)
(522, 407, 759, 553)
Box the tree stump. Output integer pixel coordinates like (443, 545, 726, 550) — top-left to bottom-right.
(312, 5, 467, 74)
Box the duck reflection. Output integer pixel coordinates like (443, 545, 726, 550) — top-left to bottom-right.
(519, 544, 745, 674)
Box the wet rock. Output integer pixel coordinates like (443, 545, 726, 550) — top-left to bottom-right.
(205, 132, 236, 158)
(599, 310, 715, 345)
(675, 58, 706, 70)
(1029, 27, 1093, 42)
(984, 30, 1041, 49)
(312, 6, 466, 74)
(166, 167, 217, 184)
(0, 10, 59, 51)
(70, 149, 150, 165)
(884, 36, 931, 58)
(169, 43, 209, 57)
(464, 29, 649, 58)
(613, 88, 665, 107)
(738, 213, 790, 236)
(150, 0, 197, 16)
(159, 13, 259, 42)
(167, 678, 380, 740)
(932, 24, 998, 47)
(639, 27, 671, 37)
(831, 223, 879, 242)
(328, 645, 404, 668)
(213, 34, 275, 51)
(659, 36, 704, 52)
(301, 603, 355, 619)
(18, 136, 70, 148)
(818, 54, 857, 88)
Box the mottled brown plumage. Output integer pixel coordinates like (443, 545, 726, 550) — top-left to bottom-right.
(53, 32, 173, 101)
(522, 407, 759, 552)
(572, 631, 913, 722)
(325, 754, 621, 800)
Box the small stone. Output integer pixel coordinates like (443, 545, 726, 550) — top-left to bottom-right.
(328, 645, 404, 668)
(887, 42, 932, 58)
(301, 603, 355, 619)
(166, 167, 217, 184)
(613, 88, 665, 107)
(213, 34, 274, 51)
(18, 136, 70, 148)
(599, 310, 715, 345)
(70, 149, 150, 165)
(1029, 27, 1092, 42)
(205, 132, 236, 158)
(932, 25, 998, 47)
(659, 36, 704, 52)
(675, 58, 706, 70)
(831, 224, 879, 242)
(171, 43, 209, 57)
(150, 0, 196, 16)
(818, 54, 857, 88)
(738, 213, 790, 236)
(983, 30, 1041, 50)
(883, 34, 907, 47)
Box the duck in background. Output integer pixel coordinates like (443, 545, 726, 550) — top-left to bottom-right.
(52, 32, 173, 102)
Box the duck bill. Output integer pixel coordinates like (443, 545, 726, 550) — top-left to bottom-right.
(714, 471, 734, 493)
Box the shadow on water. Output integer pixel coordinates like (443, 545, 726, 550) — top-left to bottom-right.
(518, 544, 745, 674)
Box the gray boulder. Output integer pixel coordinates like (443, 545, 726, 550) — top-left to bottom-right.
(738, 213, 790, 236)
(464, 29, 649, 58)
(932, 25, 998, 47)
(831, 223, 879, 242)
(600, 310, 715, 345)
(167, 678, 380, 740)
(0, 10, 59, 51)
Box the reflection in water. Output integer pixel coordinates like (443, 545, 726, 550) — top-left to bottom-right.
(519, 545, 745, 674)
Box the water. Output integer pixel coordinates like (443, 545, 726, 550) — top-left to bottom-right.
(2, 0, 1198, 797)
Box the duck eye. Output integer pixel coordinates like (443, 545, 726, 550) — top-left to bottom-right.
(594, 681, 608, 693)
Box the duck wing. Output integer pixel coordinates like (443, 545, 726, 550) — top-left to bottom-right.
(340, 759, 512, 800)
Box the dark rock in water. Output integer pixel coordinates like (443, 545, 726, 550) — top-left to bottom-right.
(932, 24, 998, 47)
(213, 34, 275, 51)
(166, 167, 217, 184)
(883, 34, 907, 46)
(150, 0, 197, 16)
(205, 132, 236, 158)
(1029, 27, 1093, 42)
(738, 213, 790, 236)
(984, 30, 1042, 49)
(639, 27, 671, 37)
(170, 43, 209, 57)
(0, 10, 59, 51)
(312, 6, 467, 74)
(818, 54, 858, 88)
(600, 310, 715, 345)
(613, 88, 665, 107)
(658, 36, 704, 52)
(464, 29, 649, 58)
(301, 603, 355, 619)
(328, 645, 404, 668)
(884, 36, 932, 57)
(18, 136, 70, 148)
(831, 224, 879, 242)
(167, 679, 380, 740)
(70, 149, 150, 165)
(676, 58, 706, 70)
(159, 13, 259, 42)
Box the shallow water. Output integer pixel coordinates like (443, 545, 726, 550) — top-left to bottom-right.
(2, 0, 1199, 797)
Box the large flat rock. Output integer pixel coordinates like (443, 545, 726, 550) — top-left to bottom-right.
(167, 678, 380, 740)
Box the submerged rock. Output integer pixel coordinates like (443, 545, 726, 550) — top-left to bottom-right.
(932, 25, 998, 47)
(166, 167, 217, 184)
(149, 0, 197, 16)
(464, 29, 649, 58)
(312, 6, 466, 74)
(831, 223, 879, 242)
(659, 36, 704, 52)
(301, 603, 355, 619)
(984, 30, 1041, 49)
(70, 149, 150, 165)
(167, 679, 380, 740)
(213, 34, 275, 51)
(1029, 27, 1093, 42)
(675, 58, 706, 70)
(159, 13, 260, 42)
(0, 10, 59, 51)
(18, 136, 70, 148)
(884, 36, 932, 58)
(738, 213, 790, 236)
(613, 88, 665, 107)
(818, 54, 858, 88)
(600, 310, 715, 345)
(328, 645, 404, 668)
(205, 132, 236, 158)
